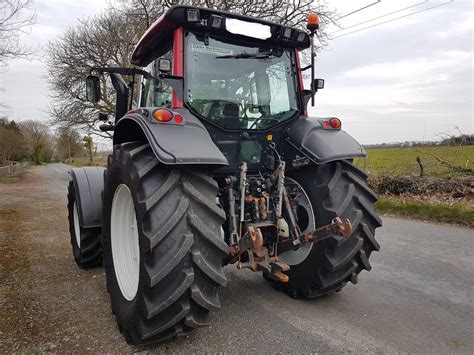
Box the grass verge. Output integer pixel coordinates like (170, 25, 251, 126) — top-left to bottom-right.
(375, 196, 474, 228)
(0, 166, 30, 184)
(65, 156, 107, 167)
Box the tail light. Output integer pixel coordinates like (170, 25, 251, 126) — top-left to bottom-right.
(152, 109, 185, 125)
(330, 118, 341, 129)
(320, 118, 342, 130)
(153, 109, 173, 122)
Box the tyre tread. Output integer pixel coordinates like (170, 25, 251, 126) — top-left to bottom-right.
(103, 143, 227, 345)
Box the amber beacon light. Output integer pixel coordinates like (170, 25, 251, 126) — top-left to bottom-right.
(307, 12, 319, 31)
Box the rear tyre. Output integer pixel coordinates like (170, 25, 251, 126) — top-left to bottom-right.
(67, 181, 103, 268)
(268, 160, 382, 298)
(102, 142, 228, 345)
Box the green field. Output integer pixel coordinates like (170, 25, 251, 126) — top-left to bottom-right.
(354, 145, 474, 178)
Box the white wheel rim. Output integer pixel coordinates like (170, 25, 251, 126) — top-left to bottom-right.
(111, 184, 140, 301)
(73, 202, 81, 248)
(278, 177, 316, 266)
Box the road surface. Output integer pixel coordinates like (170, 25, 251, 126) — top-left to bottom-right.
(1, 164, 473, 353)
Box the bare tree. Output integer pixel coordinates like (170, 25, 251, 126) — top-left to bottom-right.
(48, 0, 337, 136)
(0, 0, 36, 69)
(0, 119, 28, 164)
(55, 125, 84, 161)
(47, 10, 140, 139)
(19, 120, 53, 164)
(82, 135, 94, 164)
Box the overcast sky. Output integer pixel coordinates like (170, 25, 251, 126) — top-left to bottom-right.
(0, 0, 472, 145)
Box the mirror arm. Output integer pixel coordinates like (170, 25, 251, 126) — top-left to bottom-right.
(309, 31, 316, 107)
(110, 73, 129, 122)
(301, 64, 312, 71)
(90, 66, 153, 80)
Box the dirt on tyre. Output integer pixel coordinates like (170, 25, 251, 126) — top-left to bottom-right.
(102, 142, 228, 345)
(67, 180, 103, 268)
(269, 160, 382, 298)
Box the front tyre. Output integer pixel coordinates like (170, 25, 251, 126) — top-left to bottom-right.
(273, 160, 382, 298)
(102, 142, 228, 345)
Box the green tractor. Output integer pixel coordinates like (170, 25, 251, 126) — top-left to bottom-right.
(68, 5, 381, 345)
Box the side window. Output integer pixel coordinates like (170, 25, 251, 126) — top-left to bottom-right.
(140, 49, 173, 108)
(266, 60, 291, 114)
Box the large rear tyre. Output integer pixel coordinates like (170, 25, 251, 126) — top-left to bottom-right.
(67, 181, 103, 268)
(269, 160, 382, 298)
(102, 142, 228, 345)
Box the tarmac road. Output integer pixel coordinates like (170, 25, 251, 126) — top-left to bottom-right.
(1, 163, 473, 353)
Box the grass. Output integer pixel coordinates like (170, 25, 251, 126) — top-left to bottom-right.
(353, 145, 473, 227)
(375, 196, 474, 227)
(0, 166, 29, 184)
(64, 155, 108, 167)
(354, 145, 474, 178)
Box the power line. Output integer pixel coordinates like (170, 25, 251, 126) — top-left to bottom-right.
(332, 1, 454, 39)
(331, 1, 428, 35)
(336, 0, 382, 20)
(8, 107, 46, 110)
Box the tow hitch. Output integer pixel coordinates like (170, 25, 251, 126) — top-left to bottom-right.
(225, 162, 353, 283)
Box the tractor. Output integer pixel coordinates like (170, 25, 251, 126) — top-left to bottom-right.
(67, 5, 382, 345)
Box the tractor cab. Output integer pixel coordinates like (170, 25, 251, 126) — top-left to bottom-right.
(87, 5, 328, 172)
(132, 6, 313, 171)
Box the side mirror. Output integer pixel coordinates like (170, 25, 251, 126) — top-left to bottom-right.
(313, 78, 324, 91)
(86, 75, 101, 103)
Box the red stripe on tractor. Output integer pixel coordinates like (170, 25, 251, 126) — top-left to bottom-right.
(172, 27, 184, 108)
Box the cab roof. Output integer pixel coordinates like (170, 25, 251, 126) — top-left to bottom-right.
(131, 5, 310, 66)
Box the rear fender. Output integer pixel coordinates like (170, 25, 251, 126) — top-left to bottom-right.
(70, 167, 105, 228)
(113, 108, 228, 166)
(284, 117, 366, 165)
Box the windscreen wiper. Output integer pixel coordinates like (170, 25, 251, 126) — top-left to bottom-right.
(216, 52, 275, 59)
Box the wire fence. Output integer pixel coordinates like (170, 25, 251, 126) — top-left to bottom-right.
(0, 161, 29, 177)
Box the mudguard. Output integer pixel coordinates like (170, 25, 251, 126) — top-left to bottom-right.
(70, 167, 105, 228)
(113, 108, 229, 166)
(286, 117, 366, 164)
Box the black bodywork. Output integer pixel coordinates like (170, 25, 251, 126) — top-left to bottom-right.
(69, 167, 105, 228)
(114, 109, 366, 174)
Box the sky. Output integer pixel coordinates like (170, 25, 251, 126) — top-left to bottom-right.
(0, 0, 472, 145)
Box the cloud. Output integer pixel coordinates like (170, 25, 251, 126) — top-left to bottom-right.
(310, 0, 473, 144)
(0, 0, 108, 121)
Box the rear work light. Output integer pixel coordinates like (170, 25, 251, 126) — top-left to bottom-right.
(209, 14, 224, 29)
(295, 31, 307, 42)
(280, 27, 293, 39)
(186, 9, 200, 22)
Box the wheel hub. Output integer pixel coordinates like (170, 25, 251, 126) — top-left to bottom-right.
(111, 184, 140, 301)
(278, 177, 316, 266)
(73, 202, 81, 248)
